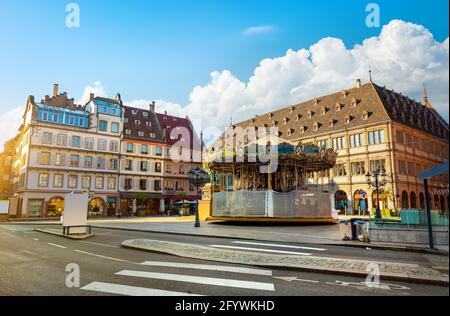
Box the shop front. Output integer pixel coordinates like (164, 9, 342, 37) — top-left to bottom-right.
(120, 192, 163, 216)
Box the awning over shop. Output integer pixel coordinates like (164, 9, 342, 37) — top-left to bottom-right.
(120, 192, 163, 199)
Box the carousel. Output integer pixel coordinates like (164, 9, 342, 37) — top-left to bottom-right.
(204, 137, 339, 223)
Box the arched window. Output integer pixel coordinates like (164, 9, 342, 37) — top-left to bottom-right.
(88, 198, 105, 217)
(372, 190, 388, 210)
(401, 191, 409, 209)
(47, 197, 64, 217)
(410, 192, 417, 209)
(335, 191, 348, 213)
(440, 195, 446, 213)
(419, 192, 425, 210)
(354, 190, 368, 215)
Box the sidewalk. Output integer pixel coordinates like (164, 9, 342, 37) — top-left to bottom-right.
(6, 217, 448, 253)
(122, 239, 449, 286)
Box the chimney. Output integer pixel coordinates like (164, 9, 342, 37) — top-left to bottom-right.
(164, 111, 167, 115)
(89, 93, 95, 101)
(53, 84, 59, 97)
(356, 79, 361, 89)
(149, 101, 155, 112)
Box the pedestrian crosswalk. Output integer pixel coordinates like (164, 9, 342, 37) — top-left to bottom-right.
(209, 241, 328, 256)
(80, 261, 275, 296)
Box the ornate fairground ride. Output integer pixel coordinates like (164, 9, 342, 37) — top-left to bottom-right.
(201, 137, 339, 223)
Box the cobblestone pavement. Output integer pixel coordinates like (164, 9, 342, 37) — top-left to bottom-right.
(122, 239, 449, 286)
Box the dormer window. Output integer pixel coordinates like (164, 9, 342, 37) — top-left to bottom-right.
(287, 129, 294, 137)
(271, 121, 277, 127)
(329, 119, 336, 128)
(138, 131, 144, 137)
(335, 102, 343, 111)
(351, 97, 359, 107)
(313, 122, 321, 131)
(313, 98, 319, 107)
(267, 112, 273, 119)
(142, 112, 148, 117)
(296, 114, 302, 121)
(283, 117, 289, 125)
(362, 111, 369, 120)
(150, 133, 156, 138)
(307, 111, 314, 119)
(345, 116, 353, 124)
(125, 129, 131, 135)
(132, 110, 138, 115)
(124, 118, 129, 123)
(146, 122, 151, 127)
(289, 106, 295, 113)
(300, 126, 306, 134)
(135, 120, 140, 125)
(341, 90, 348, 98)
(320, 107, 328, 116)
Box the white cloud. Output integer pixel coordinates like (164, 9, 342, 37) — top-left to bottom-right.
(126, 19, 447, 142)
(243, 25, 275, 36)
(78, 81, 107, 104)
(0, 107, 24, 151)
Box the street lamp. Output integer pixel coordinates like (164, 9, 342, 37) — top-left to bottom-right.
(366, 168, 388, 219)
(187, 166, 210, 227)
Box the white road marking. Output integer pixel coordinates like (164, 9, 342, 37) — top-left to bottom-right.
(81, 282, 201, 296)
(33, 238, 39, 241)
(140, 261, 272, 276)
(210, 244, 312, 256)
(47, 243, 67, 249)
(74, 250, 131, 263)
(233, 241, 327, 252)
(274, 276, 319, 283)
(79, 241, 119, 248)
(116, 270, 275, 291)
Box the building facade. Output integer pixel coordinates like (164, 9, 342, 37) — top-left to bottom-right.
(226, 80, 449, 214)
(119, 104, 166, 215)
(0, 136, 18, 200)
(157, 112, 202, 210)
(7, 84, 201, 218)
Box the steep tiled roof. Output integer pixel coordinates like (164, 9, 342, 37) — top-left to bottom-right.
(123, 106, 165, 144)
(374, 85, 449, 139)
(233, 82, 449, 142)
(156, 113, 201, 150)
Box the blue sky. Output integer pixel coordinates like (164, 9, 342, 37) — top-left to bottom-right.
(0, 0, 448, 107)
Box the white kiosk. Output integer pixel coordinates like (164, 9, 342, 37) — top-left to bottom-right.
(63, 193, 90, 235)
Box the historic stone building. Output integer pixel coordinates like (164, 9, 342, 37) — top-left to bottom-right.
(157, 112, 202, 210)
(7, 84, 202, 218)
(228, 80, 449, 214)
(0, 136, 18, 200)
(119, 104, 166, 215)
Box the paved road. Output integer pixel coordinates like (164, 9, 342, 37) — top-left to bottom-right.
(0, 225, 448, 296)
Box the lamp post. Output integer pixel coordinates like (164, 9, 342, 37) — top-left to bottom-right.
(187, 166, 210, 227)
(366, 168, 388, 219)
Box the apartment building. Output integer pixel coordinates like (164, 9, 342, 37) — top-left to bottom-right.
(7, 84, 202, 218)
(0, 136, 18, 200)
(157, 112, 202, 209)
(119, 104, 166, 215)
(226, 80, 449, 214)
(8, 85, 123, 218)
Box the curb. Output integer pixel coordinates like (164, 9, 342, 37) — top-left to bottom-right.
(91, 224, 449, 256)
(34, 228, 94, 240)
(121, 239, 449, 287)
(7, 221, 449, 256)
